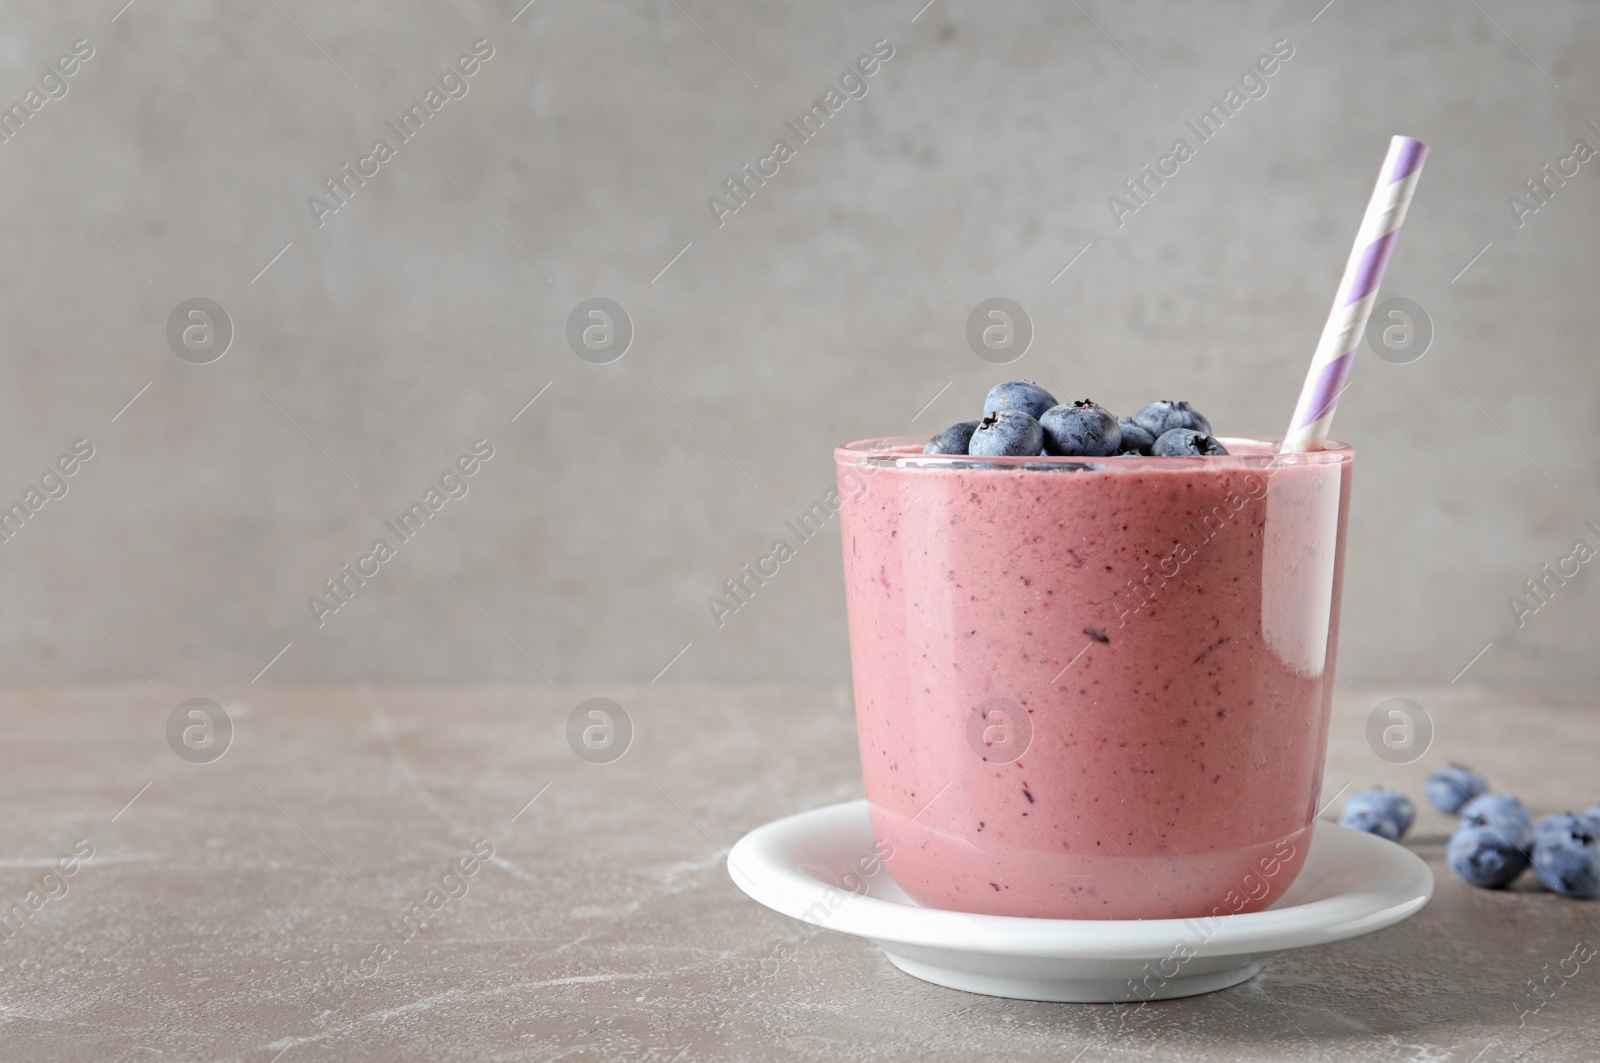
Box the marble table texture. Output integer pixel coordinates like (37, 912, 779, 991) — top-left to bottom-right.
(0, 684, 1595, 1062)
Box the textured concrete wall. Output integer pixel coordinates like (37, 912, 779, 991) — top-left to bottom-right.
(0, 0, 1595, 686)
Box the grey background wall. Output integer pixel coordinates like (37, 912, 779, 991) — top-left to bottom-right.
(0, 0, 1595, 687)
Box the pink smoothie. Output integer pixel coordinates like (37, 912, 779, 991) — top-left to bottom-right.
(836, 437, 1353, 920)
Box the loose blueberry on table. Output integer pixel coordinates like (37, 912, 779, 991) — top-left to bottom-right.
(1448, 824, 1531, 889)
(1340, 787, 1414, 841)
(1530, 813, 1600, 898)
(1367, 764, 1600, 899)
(1425, 764, 1488, 814)
(1459, 793, 1533, 844)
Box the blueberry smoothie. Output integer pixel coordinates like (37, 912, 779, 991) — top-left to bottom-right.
(836, 420, 1352, 919)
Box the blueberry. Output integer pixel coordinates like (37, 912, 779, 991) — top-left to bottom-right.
(1342, 787, 1414, 839)
(983, 380, 1057, 421)
(1425, 765, 1488, 815)
(1340, 805, 1401, 841)
(1152, 428, 1229, 456)
(1530, 824, 1600, 899)
(1039, 400, 1122, 457)
(967, 411, 1043, 457)
(1533, 812, 1599, 850)
(1116, 418, 1156, 455)
(1133, 401, 1212, 438)
(924, 420, 980, 455)
(1460, 794, 1533, 847)
(1448, 823, 1531, 888)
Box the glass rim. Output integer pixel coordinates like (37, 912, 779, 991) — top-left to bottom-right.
(836, 435, 1354, 470)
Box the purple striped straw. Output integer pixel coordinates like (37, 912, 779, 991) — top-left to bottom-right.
(1282, 136, 1429, 452)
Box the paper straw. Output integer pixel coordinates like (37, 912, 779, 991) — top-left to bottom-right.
(1281, 135, 1429, 453)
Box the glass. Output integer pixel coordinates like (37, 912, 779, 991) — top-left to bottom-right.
(835, 436, 1354, 920)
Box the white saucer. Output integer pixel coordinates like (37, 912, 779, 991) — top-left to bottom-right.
(727, 799, 1432, 1003)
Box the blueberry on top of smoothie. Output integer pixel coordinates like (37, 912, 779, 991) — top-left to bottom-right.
(1133, 400, 1212, 437)
(1152, 428, 1229, 456)
(924, 420, 981, 455)
(968, 410, 1044, 457)
(928, 385, 1229, 463)
(1115, 417, 1157, 455)
(1040, 400, 1122, 457)
(983, 380, 1058, 421)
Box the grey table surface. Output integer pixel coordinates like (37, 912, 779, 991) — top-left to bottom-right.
(0, 684, 1596, 1062)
